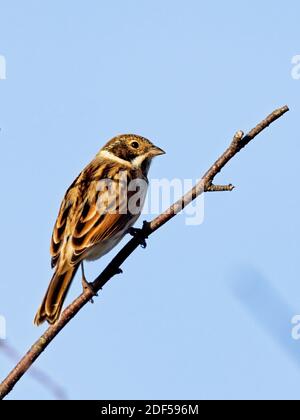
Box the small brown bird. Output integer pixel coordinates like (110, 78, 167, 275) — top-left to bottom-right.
(34, 134, 165, 325)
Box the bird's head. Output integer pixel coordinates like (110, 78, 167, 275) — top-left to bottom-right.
(100, 134, 165, 174)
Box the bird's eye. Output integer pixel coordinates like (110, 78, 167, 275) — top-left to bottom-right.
(131, 141, 140, 149)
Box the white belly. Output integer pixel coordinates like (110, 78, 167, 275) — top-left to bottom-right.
(85, 232, 125, 261)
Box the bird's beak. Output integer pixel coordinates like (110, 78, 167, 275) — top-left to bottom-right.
(150, 145, 166, 157)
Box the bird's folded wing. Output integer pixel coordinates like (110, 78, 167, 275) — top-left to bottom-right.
(50, 198, 73, 268)
(50, 167, 144, 268)
(70, 181, 134, 265)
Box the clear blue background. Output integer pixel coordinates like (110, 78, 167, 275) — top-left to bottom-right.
(0, 0, 299, 400)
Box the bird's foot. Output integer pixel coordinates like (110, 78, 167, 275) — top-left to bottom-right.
(81, 276, 98, 304)
(128, 227, 147, 248)
(128, 221, 151, 249)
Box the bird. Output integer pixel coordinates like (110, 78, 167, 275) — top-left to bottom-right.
(34, 134, 165, 325)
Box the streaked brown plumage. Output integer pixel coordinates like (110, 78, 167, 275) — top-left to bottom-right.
(34, 134, 165, 325)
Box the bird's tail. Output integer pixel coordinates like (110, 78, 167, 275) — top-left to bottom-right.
(34, 264, 79, 326)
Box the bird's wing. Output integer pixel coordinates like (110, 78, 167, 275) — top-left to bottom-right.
(50, 160, 147, 268)
(50, 196, 73, 268)
(50, 167, 86, 268)
(69, 175, 139, 265)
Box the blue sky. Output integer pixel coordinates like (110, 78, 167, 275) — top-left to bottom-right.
(0, 0, 300, 400)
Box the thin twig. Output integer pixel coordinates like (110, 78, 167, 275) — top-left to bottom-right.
(206, 184, 235, 192)
(0, 105, 289, 399)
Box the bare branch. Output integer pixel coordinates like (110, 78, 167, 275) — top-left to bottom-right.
(0, 105, 289, 399)
(206, 184, 235, 192)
